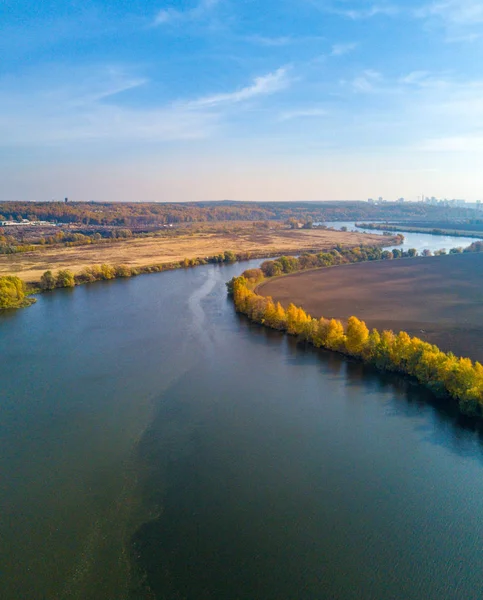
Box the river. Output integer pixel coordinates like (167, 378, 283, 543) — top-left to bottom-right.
(1, 259, 483, 599)
(324, 221, 481, 253)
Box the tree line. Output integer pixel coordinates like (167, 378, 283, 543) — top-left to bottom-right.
(249, 239, 482, 279)
(255, 242, 411, 278)
(228, 273, 483, 418)
(36, 251, 248, 292)
(0, 200, 474, 227)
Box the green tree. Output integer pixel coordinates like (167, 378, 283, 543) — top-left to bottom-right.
(56, 270, 75, 288)
(40, 270, 56, 291)
(260, 260, 283, 277)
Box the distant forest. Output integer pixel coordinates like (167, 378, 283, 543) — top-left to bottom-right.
(0, 200, 476, 227)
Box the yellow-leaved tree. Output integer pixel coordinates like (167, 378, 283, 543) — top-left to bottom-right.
(345, 316, 369, 357)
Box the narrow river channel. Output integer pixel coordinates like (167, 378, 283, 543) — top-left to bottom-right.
(1, 255, 483, 599)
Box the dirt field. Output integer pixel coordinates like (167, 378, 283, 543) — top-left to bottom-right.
(258, 252, 483, 362)
(0, 228, 391, 283)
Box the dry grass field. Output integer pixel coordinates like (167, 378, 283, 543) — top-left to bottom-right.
(0, 227, 391, 283)
(258, 252, 483, 362)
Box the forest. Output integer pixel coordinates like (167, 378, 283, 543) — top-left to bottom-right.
(0, 200, 475, 227)
(228, 271, 483, 418)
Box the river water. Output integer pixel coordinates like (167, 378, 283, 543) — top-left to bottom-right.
(1, 256, 483, 599)
(324, 221, 481, 253)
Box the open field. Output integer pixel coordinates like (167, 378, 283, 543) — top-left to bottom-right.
(0, 227, 393, 283)
(258, 252, 483, 363)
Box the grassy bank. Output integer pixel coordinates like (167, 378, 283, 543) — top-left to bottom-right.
(0, 226, 398, 284)
(0, 236, 401, 311)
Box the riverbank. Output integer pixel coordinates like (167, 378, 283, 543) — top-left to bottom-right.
(257, 252, 483, 363)
(230, 257, 483, 417)
(0, 226, 394, 284)
(0, 231, 401, 310)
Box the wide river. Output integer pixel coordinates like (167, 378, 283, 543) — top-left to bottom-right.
(325, 221, 481, 253)
(1, 241, 483, 598)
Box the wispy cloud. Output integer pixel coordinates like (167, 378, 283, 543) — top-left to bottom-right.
(331, 42, 358, 56)
(415, 0, 483, 40)
(0, 65, 293, 148)
(245, 35, 293, 47)
(399, 70, 431, 85)
(187, 67, 290, 108)
(278, 107, 328, 121)
(331, 3, 400, 19)
(154, 0, 221, 26)
(417, 0, 483, 25)
(0, 67, 217, 146)
(351, 69, 382, 92)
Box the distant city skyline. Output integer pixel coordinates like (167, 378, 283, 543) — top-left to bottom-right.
(2, 0, 483, 202)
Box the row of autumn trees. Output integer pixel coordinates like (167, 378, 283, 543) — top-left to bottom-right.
(256, 239, 483, 278)
(37, 251, 244, 291)
(258, 242, 409, 277)
(228, 272, 483, 418)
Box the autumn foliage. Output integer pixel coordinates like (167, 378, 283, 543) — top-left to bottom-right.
(0, 276, 35, 309)
(229, 274, 483, 418)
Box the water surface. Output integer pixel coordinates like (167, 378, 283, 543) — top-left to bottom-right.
(1, 262, 483, 599)
(325, 220, 481, 254)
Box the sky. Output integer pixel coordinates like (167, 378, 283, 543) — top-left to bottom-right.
(2, 0, 483, 202)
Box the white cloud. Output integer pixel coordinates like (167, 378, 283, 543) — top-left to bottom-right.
(278, 107, 328, 121)
(333, 3, 400, 19)
(331, 42, 358, 56)
(154, 0, 221, 26)
(245, 35, 293, 47)
(187, 67, 290, 108)
(417, 0, 483, 24)
(415, 0, 483, 41)
(0, 66, 292, 148)
(0, 68, 218, 146)
(399, 70, 431, 85)
(351, 70, 382, 92)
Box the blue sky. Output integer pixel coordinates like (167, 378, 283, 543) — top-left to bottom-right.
(2, 0, 483, 201)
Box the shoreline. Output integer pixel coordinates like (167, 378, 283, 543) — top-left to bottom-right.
(0, 228, 395, 284)
(256, 252, 483, 363)
(229, 266, 483, 418)
(0, 236, 401, 311)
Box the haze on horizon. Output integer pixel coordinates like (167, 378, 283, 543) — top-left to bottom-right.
(2, 0, 483, 203)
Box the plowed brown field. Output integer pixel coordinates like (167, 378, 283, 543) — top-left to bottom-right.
(257, 252, 483, 362)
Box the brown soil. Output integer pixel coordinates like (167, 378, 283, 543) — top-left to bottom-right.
(0, 228, 392, 283)
(258, 252, 483, 363)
